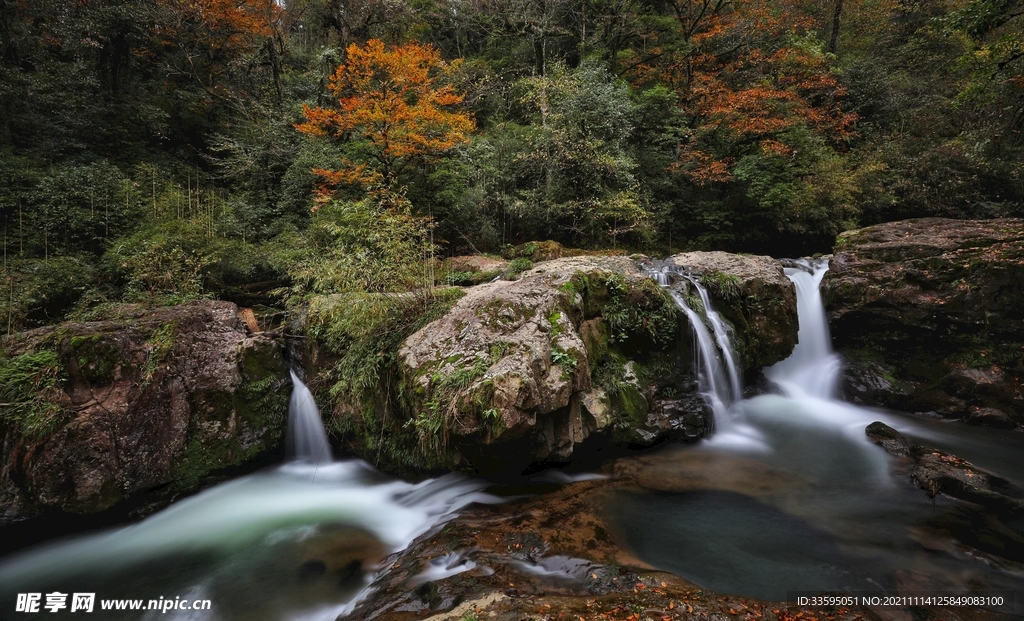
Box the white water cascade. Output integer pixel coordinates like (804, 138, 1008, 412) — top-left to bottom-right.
(764, 259, 842, 399)
(615, 258, 1024, 603)
(648, 267, 745, 436)
(287, 370, 334, 463)
(689, 280, 743, 405)
(0, 376, 498, 621)
(669, 289, 738, 424)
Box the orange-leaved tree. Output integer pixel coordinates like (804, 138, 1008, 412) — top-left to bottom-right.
(297, 39, 475, 206)
(153, 0, 279, 98)
(618, 0, 856, 185)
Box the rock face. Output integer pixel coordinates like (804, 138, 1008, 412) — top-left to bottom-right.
(385, 253, 798, 474)
(823, 218, 1024, 428)
(664, 251, 798, 370)
(0, 301, 290, 522)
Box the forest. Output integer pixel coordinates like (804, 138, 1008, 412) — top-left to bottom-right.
(1, 0, 1022, 331)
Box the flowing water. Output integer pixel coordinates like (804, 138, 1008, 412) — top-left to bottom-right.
(287, 370, 333, 465)
(4, 262, 1024, 618)
(0, 375, 497, 621)
(654, 267, 762, 448)
(617, 258, 1024, 609)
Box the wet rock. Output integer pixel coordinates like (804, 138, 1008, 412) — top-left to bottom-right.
(911, 452, 1024, 514)
(824, 218, 1024, 429)
(865, 422, 1024, 517)
(0, 301, 289, 523)
(349, 475, 878, 621)
(865, 421, 912, 457)
(966, 406, 1017, 429)
(664, 251, 798, 369)
(842, 357, 910, 406)
(640, 397, 710, 442)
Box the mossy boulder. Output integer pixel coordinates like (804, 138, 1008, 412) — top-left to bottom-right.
(823, 218, 1024, 428)
(662, 251, 799, 370)
(397, 257, 698, 473)
(0, 301, 290, 523)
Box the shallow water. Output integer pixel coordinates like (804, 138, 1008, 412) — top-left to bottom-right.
(0, 461, 496, 620)
(609, 258, 1024, 612)
(609, 399, 1024, 606)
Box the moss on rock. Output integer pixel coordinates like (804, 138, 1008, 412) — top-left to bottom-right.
(0, 301, 291, 521)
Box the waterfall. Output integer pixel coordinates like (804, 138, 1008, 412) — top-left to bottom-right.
(648, 267, 743, 431)
(764, 258, 842, 399)
(287, 370, 334, 464)
(688, 280, 743, 404)
(1, 378, 497, 621)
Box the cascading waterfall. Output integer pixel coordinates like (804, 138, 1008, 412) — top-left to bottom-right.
(688, 279, 743, 405)
(0, 376, 497, 621)
(647, 267, 744, 433)
(287, 370, 333, 463)
(668, 289, 735, 425)
(764, 259, 841, 398)
(614, 257, 1024, 604)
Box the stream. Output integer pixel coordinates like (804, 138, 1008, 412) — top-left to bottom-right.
(613, 259, 1024, 610)
(2, 259, 1023, 619)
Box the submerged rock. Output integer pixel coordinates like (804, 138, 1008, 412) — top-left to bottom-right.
(0, 301, 289, 523)
(866, 422, 1024, 516)
(824, 218, 1024, 429)
(865, 420, 912, 457)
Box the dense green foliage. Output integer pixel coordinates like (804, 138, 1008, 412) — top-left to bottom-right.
(1, 0, 1021, 330)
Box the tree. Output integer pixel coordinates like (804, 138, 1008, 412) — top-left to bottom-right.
(152, 0, 281, 104)
(296, 39, 475, 204)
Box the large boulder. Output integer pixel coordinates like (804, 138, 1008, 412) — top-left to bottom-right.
(663, 252, 798, 370)
(0, 301, 289, 523)
(397, 256, 695, 473)
(823, 218, 1024, 428)
(380, 252, 798, 475)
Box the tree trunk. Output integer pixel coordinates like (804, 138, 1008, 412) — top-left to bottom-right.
(828, 0, 844, 54)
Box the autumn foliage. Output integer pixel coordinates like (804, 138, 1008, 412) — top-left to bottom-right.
(620, 0, 856, 185)
(297, 39, 475, 203)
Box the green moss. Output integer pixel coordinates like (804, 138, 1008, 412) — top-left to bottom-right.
(611, 383, 648, 428)
(504, 258, 534, 280)
(69, 334, 121, 385)
(478, 298, 537, 330)
(172, 377, 288, 491)
(236, 374, 289, 433)
(0, 349, 69, 440)
(548, 309, 563, 338)
(308, 289, 466, 471)
(579, 318, 609, 366)
(143, 322, 178, 383)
